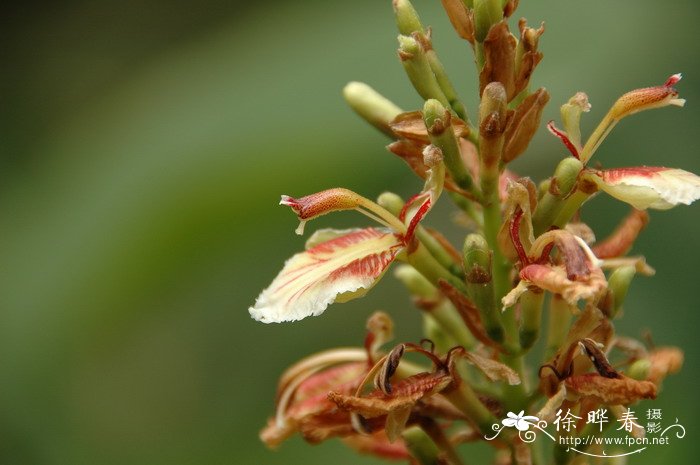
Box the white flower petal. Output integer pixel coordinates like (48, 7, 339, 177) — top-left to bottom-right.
(595, 167, 700, 210)
(250, 228, 403, 323)
(502, 418, 518, 428)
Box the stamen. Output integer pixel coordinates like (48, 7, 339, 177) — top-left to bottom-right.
(547, 121, 580, 159)
(405, 198, 431, 242)
(509, 208, 530, 266)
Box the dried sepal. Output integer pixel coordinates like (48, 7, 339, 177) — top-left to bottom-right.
(539, 306, 605, 395)
(389, 110, 470, 143)
(647, 347, 684, 385)
(328, 371, 452, 426)
(536, 384, 566, 423)
(437, 279, 498, 348)
(365, 311, 395, 360)
(565, 373, 657, 405)
(479, 21, 516, 100)
(503, 88, 550, 163)
(462, 351, 521, 385)
(440, 0, 475, 43)
(503, 0, 519, 18)
(592, 209, 649, 258)
(514, 19, 545, 97)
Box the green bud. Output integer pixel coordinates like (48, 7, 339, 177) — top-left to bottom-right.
(423, 314, 452, 354)
(478, 82, 508, 170)
(532, 156, 583, 234)
(394, 264, 437, 299)
(473, 0, 503, 42)
(398, 35, 450, 107)
(393, 0, 424, 35)
(463, 234, 504, 343)
(519, 290, 544, 350)
(627, 359, 652, 381)
(377, 191, 405, 217)
(478, 81, 507, 124)
(343, 82, 403, 137)
(607, 265, 636, 318)
(423, 100, 479, 197)
(402, 426, 441, 465)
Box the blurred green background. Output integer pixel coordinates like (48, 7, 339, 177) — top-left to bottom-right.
(1, 0, 698, 463)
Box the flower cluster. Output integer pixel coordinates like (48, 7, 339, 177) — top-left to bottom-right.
(248, 1, 696, 463)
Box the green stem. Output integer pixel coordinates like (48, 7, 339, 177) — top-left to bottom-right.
(420, 418, 467, 465)
(545, 295, 572, 359)
(429, 301, 477, 350)
(408, 241, 470, 295)
(416, 227, 463, 278)
(519, 290, 544, 351)
(402, 426, 443, 465)
(443, 379, 496, 435)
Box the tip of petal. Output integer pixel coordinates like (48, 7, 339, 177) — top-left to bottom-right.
(670, 98, 686, 108)
(664, 73, 682, 87)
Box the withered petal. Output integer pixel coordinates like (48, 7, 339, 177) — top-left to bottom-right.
(565, 373, 657, 405)
(480, 21, 517, 101)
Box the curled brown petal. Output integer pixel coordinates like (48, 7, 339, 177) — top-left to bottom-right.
(592, 209, 649, 259)
(329, 372, 452, 418)
(565, 373, 657, 405)
(647, 347, 684, 385)
(503, 88, 550, 163)
(479, 21, 516, 101)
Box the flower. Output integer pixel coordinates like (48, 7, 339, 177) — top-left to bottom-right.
(502, 230, 607, 309)
(501, 410, 539, 432)
(249, 149, 444, 323)
(579, 74, 686, 163)
(586, 167, 700, 210)
(259, 312, 413, 460)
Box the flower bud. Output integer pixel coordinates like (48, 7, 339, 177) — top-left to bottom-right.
(392, 0, 424, 35)
(377, 192, 405, 218)
(423, 100, 478, 197)
(587, 166, 700, 210)
(398, 35, 450, 107)
(559, 92, 590, 151)
(531, 157, 584, 234)
(343, 82, 403, 137)
(463, 233, 504, 343)
(503, 88, 550, 162)
(605, 265, 636, 319)
(473, 0, 503, 43)
(440, 0, 475, 43)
